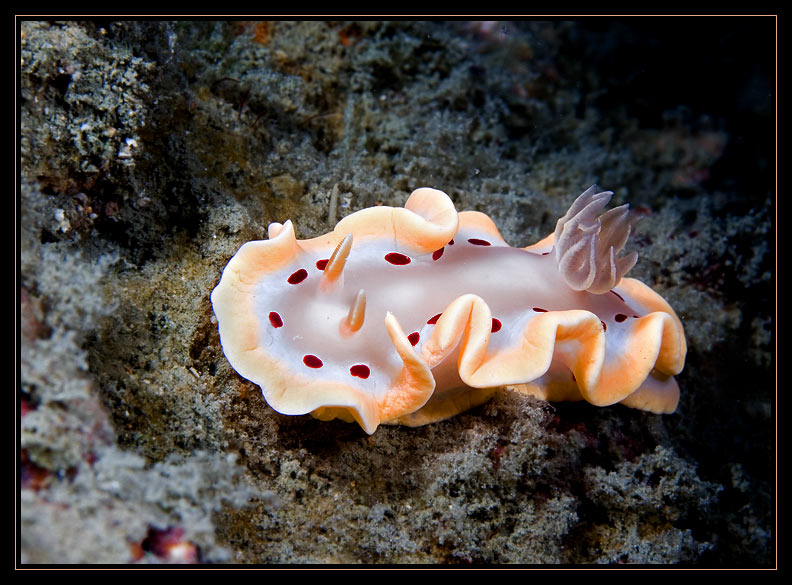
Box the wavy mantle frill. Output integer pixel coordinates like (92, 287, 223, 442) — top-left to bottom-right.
(211, 187, 687, 434)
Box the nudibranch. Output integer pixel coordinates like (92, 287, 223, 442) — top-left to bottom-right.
(211, 186, 686, 434)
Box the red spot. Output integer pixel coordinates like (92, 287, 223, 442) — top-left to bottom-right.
(303, 354, 323, 368)
(601, 320, 607, 332)
(350, 364, 370, 379)
(140, 526, 198, 563)
(489, 442, 508, 471)
(385, 252, 411, 265)
(491, 318, 502, 333)
(468, 238, 491, 246)
(610, 290, 625, 302)
(633, 315, 640, 319)
(542, 251, 551, 255)
(615, 313, 628, 322)
(432, 247, 444, 261)
(287, 268, 308, 284)
(532, 307, 548, 312)
(316, 259, 328, 270)
(269, 311, 283, 328)
(408, 332, 420, 346)
(20, 397, 33, 418)
(338, 23, 362, 46)
(427, 313, 442, 325)
(21, 449, 50, 492)
(448, 238, 455, 245)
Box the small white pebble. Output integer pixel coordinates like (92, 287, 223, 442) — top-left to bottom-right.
(54, 208, 70, 232)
